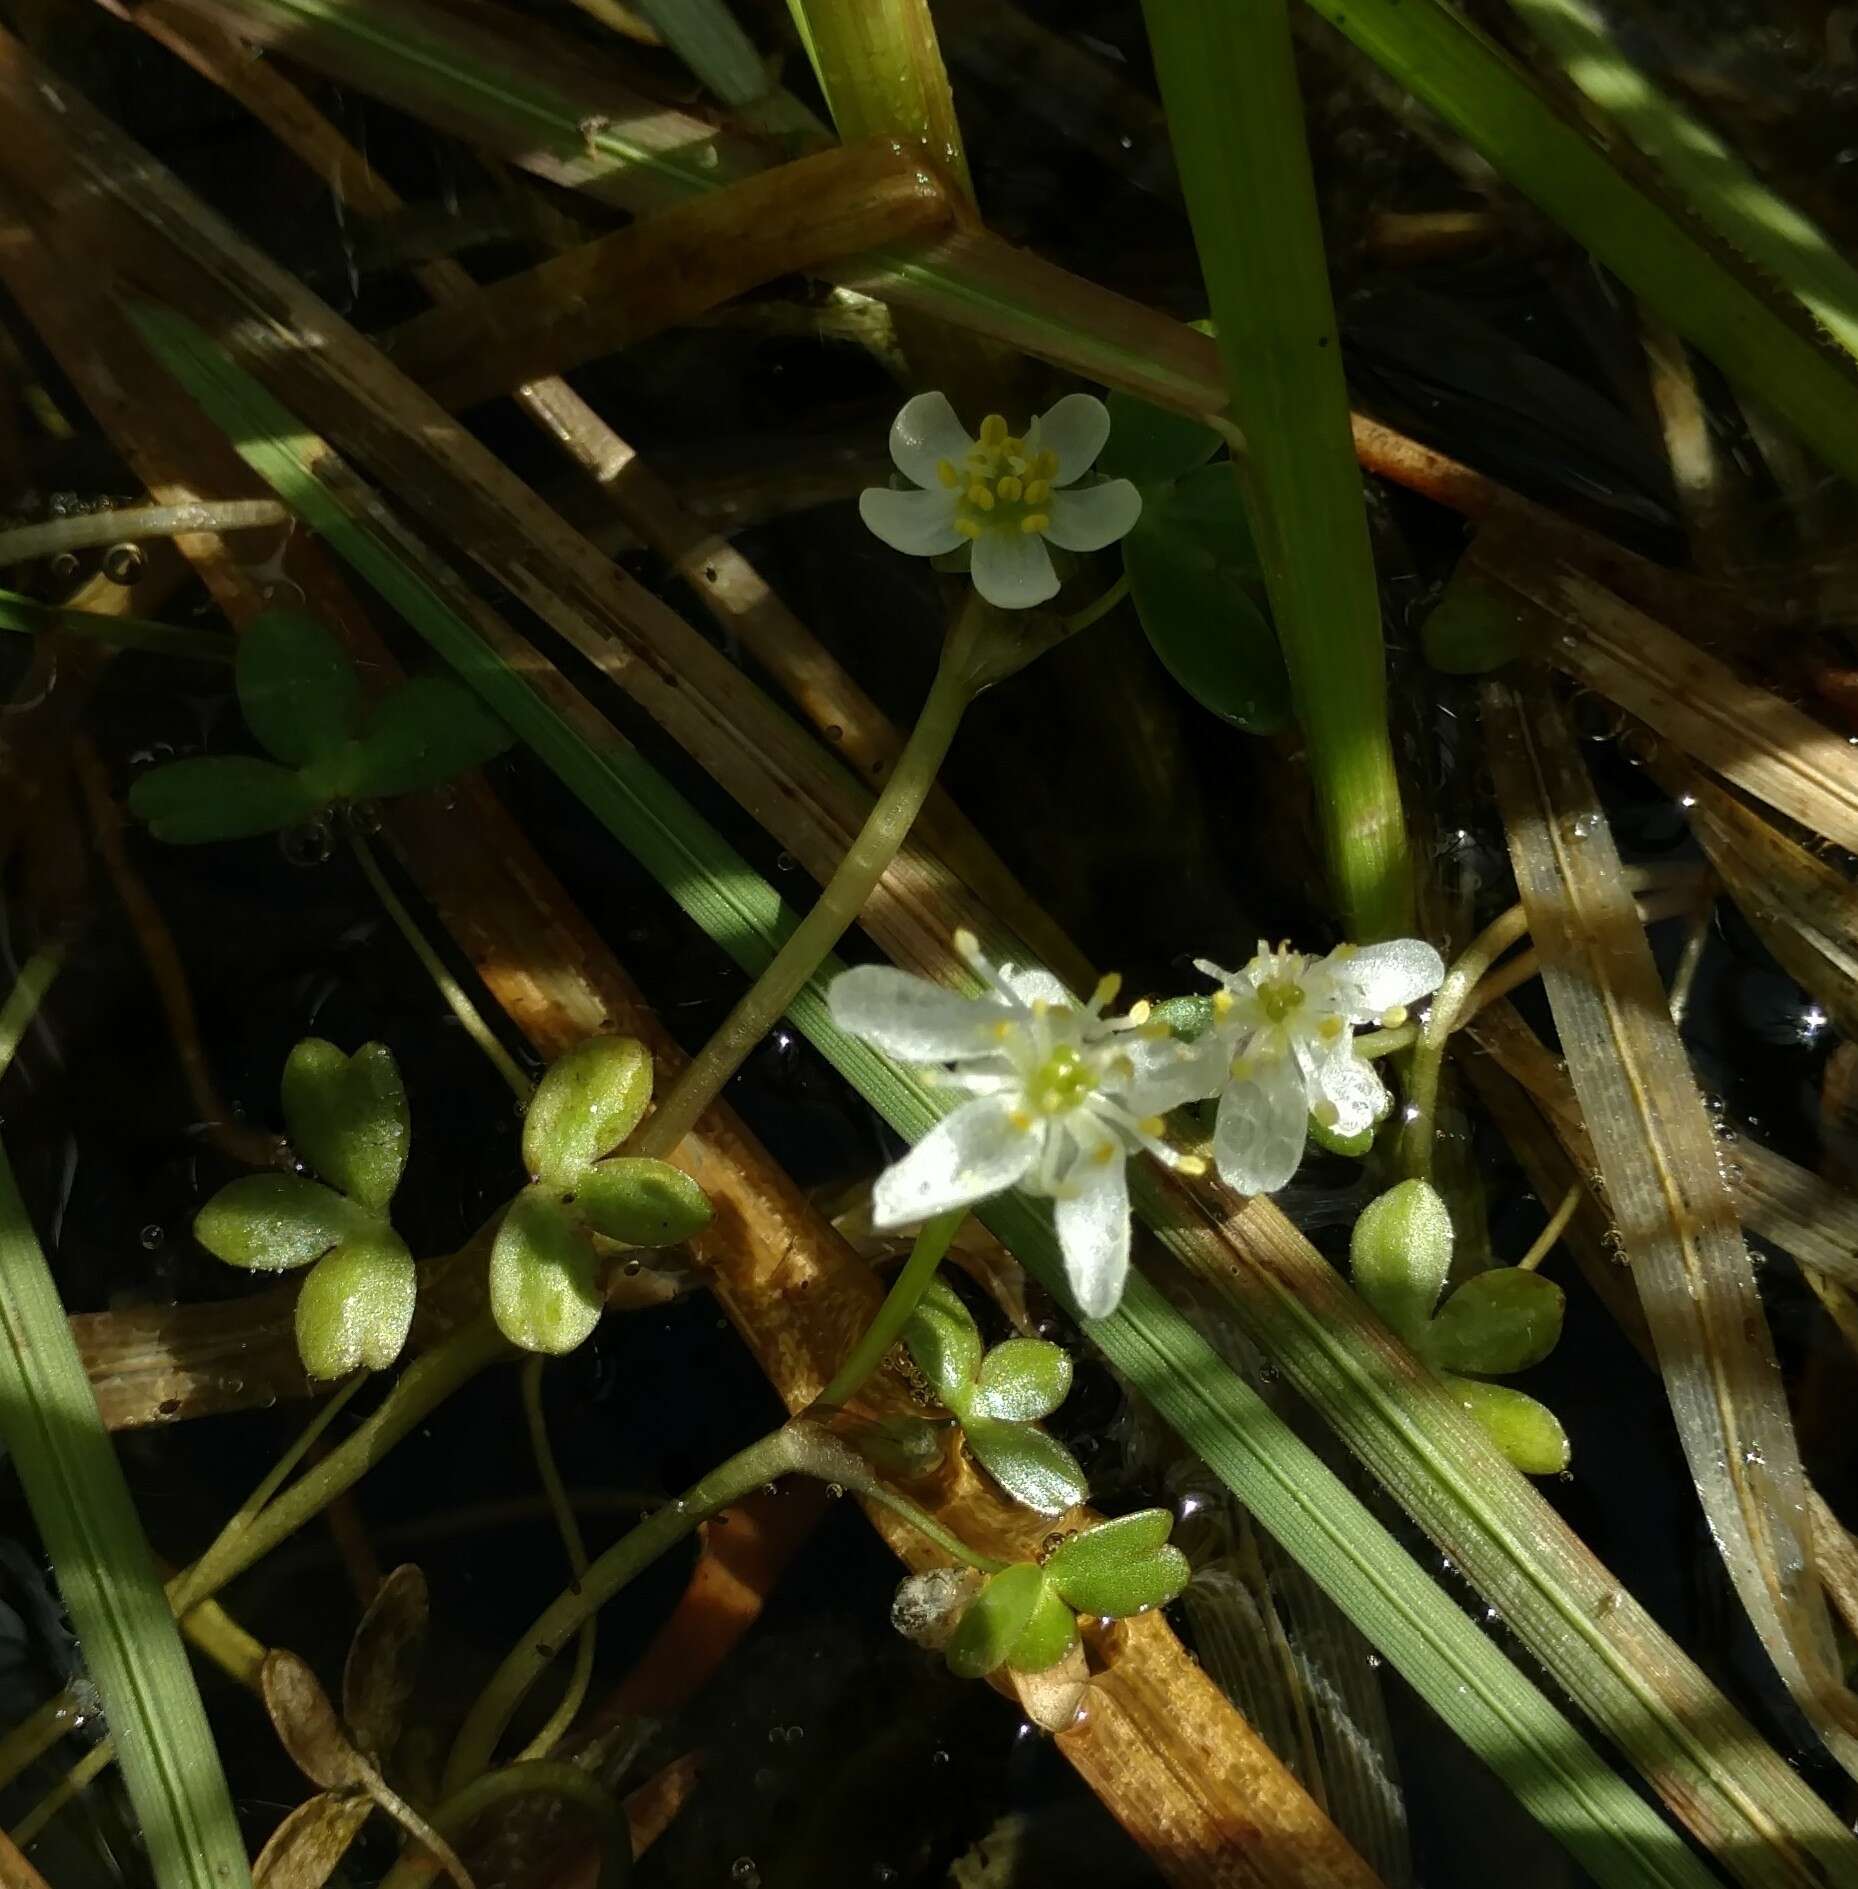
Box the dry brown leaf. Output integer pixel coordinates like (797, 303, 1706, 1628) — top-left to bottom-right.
(262, 1651, 371, 1793)
(342, 1564, 429, 1761)
(252, 1792, 374, 1889)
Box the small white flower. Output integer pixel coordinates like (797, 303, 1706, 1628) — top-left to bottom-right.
(859, 392, 1141, 611)
(1196, 939, 1445, 1196)
(828, 933, 1206, 1317)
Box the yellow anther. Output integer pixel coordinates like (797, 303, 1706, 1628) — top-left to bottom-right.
(1002, 435, 1024, 457)
(979, 413, 1008, 447)
(1211, 989, 1235, 1017)
(954, 517, 983, 539)
(1127, 998, 1152, 1025)
(1139, 1020, 1173, 1039)
(1111, 1054, 1135, 1080)
(953, 927, 980, 960)
(1176, 1155, 1209, 1178)
(1231, 1055, 1255, 1081)
(1312, 1099, 1340, 1128)
(1138, 1115, 1165, 1138)
(1040, 1090, 1066, 1114)
(1020, 512, 1051, 535)
(935, 458, 960, 488)
(1092, 1142, 1117, 1165)
(1024, 478, 1051, 504)
(1380, 1005, 1409, 1029)
(996, 474, 1023, 502)
(1009, 1108, 1035, 1132)
(966, 482, 995, 510)
(991, 1020, 1016, 1041)
(1031, 998, 1049, 1018)
(1090, 971, 1123, 1010)
(1318, 1015, 1346, 1042)
(1333, 942, 1358, 959)
(1034, 449, 1060, 479)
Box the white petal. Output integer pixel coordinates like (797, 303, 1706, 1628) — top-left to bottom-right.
(971, 529, 1060, 609)
(859, 485, 964, 556)
(1119, 1033, 1225, 1116)
(889, 392, 975, 488)
(1314, 1049, 1388, 1140)
(1030, 393, 1111, 485)
(1054, 1146, 1131, 1317)
(999, 963, 1071, 1007)
(1213, 1052, 1308, 1196)
(1043, 480, 1142, 552)
(1333, 939, 1446, 1018)
(828, 964, 1011, 1061)
(871, 1097, 1041, 1226)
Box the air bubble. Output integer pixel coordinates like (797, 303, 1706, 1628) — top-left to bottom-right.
(139, 1224, 165, 1250)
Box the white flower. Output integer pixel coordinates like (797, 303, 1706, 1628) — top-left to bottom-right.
(828, 932, 1207, 1317)
(1196, 939, 1445, 1196)
(859, 392, 1141, 610)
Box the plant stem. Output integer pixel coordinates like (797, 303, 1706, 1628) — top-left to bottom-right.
(379, 1760, 628, 1889)
(1517, 1184, 1582, 1273)
(0, 499, 286, 566)
(1140, 0, 1412, 940)
(0, 588, 231, 663)
(812, 1208, 963, 1411)
(1063, 572, 1130, 636)
(0, 943, 65, 1079)
(443, 1418, 999, 1790)
(636, 609, 981, 1159)
(349, 830, 534, 1104)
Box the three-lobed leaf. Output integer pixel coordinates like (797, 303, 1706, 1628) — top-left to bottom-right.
(127, 756, 322, 844)
(1350, 1178, 1454, 1343)
(294, 1237, 417, 1379)
(349, 676, 512, 799)
(489, 1186, 604, 1355)
(523, 1036, 654, 1185)
(282, 1040, 409, 1212)
(1423, 1268, 1565, 1376)
(195, 1175, 373, 1272)
(238, 611, 363, 766)
(572, 1156, 712, 1247)
(1045, 1508, 1189, 1618)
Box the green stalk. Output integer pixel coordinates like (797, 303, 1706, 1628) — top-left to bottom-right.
(0, 953, 250, 1889)
(1141, 0, 1409, 940)
(0, 588, 232, 662)
(130, 332, 1759, 1889)
(813, 1207, 963, 1411)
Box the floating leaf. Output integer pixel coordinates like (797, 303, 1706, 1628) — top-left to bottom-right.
(1124, 464, 1290, 733)
(1046, 1509, 1189, 1618)
(195, 1175, 371, 1272)
(489, 1186, 604, 1355)
(238, 610, 363, 766)
(1445, 1375, 1571, 1476)
(963, 1415, 1088, 1517)
(128, 756, 322, 843)
(294, 1238, 417, 1379)
(342, 1564, 427, 1762)
(1424, 1269, 1565, 1376)
(572, 1156, 712, 1247)
(1008, 1578, 1079, 1674)
(261, 1651, 370, 1792)
(903, 1277, 984, 1402)
(350, 676, 512, 799)
(1350, 1179, 1453, 1343)
(971, 1338, 1072, 1423)
(523, 1036, 654, 1185)
(281, 1040, 410, 1212)
(1421, 561, 1530, 675)
(945, 1562, 1043, 1680)
(1099, 387, 1222, 488)
(252, 1792, 373, 1889)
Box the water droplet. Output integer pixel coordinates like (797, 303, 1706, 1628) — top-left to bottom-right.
(101, 541, 145, 585)
(730, 1860, 759, 1887)
(930, 1748, 950, 1767)
(139, 1224, 165, 1250)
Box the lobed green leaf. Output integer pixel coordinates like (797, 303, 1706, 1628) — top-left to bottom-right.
(523, 1036, 654, 1185)
(281, 1038, 410, 1212)
(194, 1174, 372, 1272)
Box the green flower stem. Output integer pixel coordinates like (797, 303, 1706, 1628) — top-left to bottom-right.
(636, 604, 983, 1161)
(1140, 0, 1411, 940)
(1355, 1022, 1417, 1060)
(349, 829, 534, 1104)
(0, 587, 232, 663)
(0, 498, 287, 566)
(1062, 572, 1130, 636)
(0, 942, 65, 1078)
(812, 1206, 963, 1412)
(443, 1417, 1001, 1791)
(379, 1760, 628, 1889)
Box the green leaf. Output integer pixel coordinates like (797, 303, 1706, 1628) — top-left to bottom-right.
(281, 1039, 410, 1212)
(903, 1277, 983, 1404)
(971, 1338, 1072, 1422)
(237, 608, 362, 765)
(963, 1415, 1088, 1517)
(1007, 1578, 1078, 1674)
(194, 1174, 372, 1272)
(1306, 1111, 1375, 1159)
(1099, 387, 1222, 487)
(946, 1562, 1044, 1680)
(489, 1186, 604, 1355)
(1349, 1178, 1453, 1343)
(571, 1155, 712, 1247)
(1124, 464, 1290, 733)
(1423, 1269, 1566, 1377)
(1046, 1508, 1189, 1617)
(350, 675, 513, 799)
(523, 1036, 654, 1184)
(1147, 995, 1214, 1043)
(127, 756, 322, 843)
(1445, 1374, 1571, 1476)
(293, 1236, 417, 1378)
(1422, 563, 1529, 675)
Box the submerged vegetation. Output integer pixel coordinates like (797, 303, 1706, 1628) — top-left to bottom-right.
(1, 0, 1857, 1885)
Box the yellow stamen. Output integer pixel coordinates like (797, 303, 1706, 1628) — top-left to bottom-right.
(979, 414, 1008, 447)
(1040, 1091, 1066, 1114)
(996, 474, 1023, 502)
(1231, 1055, 1255, 1080)
(954, 517, 982, 539)
(1138, 1115, 1165, 1138)
(935, 458, 960, 489)
(1127, 998, 1152, 1025)
(1092, 1142, 1117, 1165)
(991, 1020, 1016, 1041)
(1020, 512, 1051, 535)
(1031, 998, 1049, 1018)
(1312, 1100, 1340, 1128)
(1139, 1020, 1173, 1039)
(953, 927, 980, 960)
(1318, 1015, 1345, 1042)
(1033, 449, 1060, 480)
(1002, 436, 1024, 457)
(1091, 971, 1123, 1009)
(1211, 990, 1235, 1017)
(1023, 478, 1051, 504)
(1009, 1108, 1034, 1132)
(1177, 1155, 1209, 1177)
(966, 482, 994, 510)
(1380, 1005, 1409, 1029)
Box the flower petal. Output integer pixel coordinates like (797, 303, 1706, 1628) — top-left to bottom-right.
(872, 1097, 1041, 1226)
(1314, 1049, 1388, 1140)
(889, 392, 975, 489)
(999, 963, 1071, 1007)
(859, 485, 964, 556)
(1213, 1051, 1308, 1196)
(1044, 480, 1142, 553)
(1119, 1033, 1225, 1116)
(828, 964, 1011, 1061)
(1333, 939, 1446, 1018)
(971, 529, 1060, 609)
(1030, 393, 1111, 485)
(1055, 1145, 1131, 1318)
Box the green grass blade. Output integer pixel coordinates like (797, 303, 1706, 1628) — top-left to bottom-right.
(1140, 0, 1409, 940)
(0, 961, 250, 1889)
(129, 309, 1737, 1889)
(0, 587, 232, 662)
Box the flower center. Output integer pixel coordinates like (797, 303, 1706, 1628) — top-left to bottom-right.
(1255, 976, 1306, 1023)
(1028, 1044, 1096, 1115)
(940, 413, 1060, 542)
